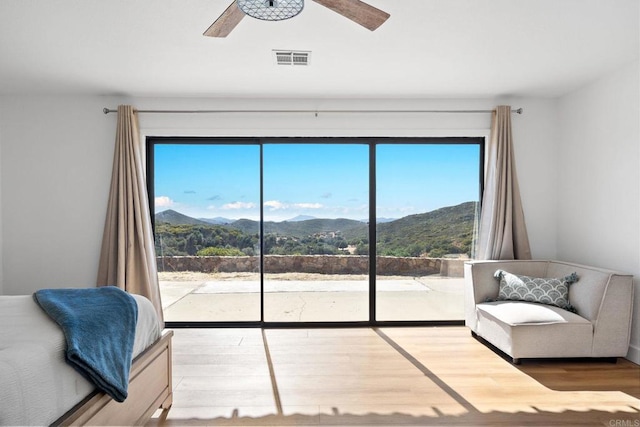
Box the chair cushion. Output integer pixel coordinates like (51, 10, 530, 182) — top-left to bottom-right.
(476, 301, 591, 326)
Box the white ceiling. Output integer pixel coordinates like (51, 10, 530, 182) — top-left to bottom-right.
(0, 0, 638, 98)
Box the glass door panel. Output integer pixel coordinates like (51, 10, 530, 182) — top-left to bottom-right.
(153, 144, 261, 322)
(262, 143, 370, 322)
(375, 144, 480, 321)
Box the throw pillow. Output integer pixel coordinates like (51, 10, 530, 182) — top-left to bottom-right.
(493, 270, 579, 313)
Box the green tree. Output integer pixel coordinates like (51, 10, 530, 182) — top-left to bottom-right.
(429, 248, 446, 258)
(355, 243, 369, 255)
(197, 246, 244, 256)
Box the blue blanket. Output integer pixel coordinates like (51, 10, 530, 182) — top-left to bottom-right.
(33, 286, 138, 402)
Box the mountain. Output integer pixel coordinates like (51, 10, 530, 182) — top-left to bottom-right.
(360, 217, 397, 223)
(287, 215, 316, 222)
(155, 209, 211, 226)
(375, 201, 478, 256)
(198, 216, 234, 225)
(229, 217, 367, 239)
(154, 202, 478, 257)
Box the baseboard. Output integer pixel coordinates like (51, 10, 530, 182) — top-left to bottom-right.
(626, 344, 640, 365)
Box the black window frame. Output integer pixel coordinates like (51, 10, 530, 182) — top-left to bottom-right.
(147, 136, 484, 328)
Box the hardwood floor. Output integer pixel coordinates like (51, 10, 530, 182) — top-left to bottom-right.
(148, 327, 640, 426)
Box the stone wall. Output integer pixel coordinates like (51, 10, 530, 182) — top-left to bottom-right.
(156, 255, 465, 277)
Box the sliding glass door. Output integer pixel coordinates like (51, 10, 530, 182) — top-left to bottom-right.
(148, 137, 481, 325)
(152, 143, 261, 322)
(262, 143, 369, 322)
(375, 144, 481, 321)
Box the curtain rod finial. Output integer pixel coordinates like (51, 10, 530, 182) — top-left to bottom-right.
(514, 108, 523, 114)
(103, 107, 113, 115)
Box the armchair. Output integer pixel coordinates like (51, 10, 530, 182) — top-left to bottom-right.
(464, 260, 634, 364)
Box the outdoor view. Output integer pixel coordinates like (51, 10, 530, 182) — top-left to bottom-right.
(151, 140, 480, 323)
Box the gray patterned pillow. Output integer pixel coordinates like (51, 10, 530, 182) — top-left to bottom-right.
(494, 270, 579, 313)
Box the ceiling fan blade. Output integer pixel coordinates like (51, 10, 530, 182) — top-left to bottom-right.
(312, 0, 390, 31)
(203, 1, 245, 38)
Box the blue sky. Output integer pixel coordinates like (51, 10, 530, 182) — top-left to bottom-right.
(154, 143, 480, 221)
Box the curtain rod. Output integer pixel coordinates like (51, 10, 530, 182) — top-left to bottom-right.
(102, 107, 523, 115)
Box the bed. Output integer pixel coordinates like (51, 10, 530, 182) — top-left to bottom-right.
(0, 290, 173, 426)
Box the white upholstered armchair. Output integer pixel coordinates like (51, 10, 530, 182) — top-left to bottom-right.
(464, 260, 634, 364)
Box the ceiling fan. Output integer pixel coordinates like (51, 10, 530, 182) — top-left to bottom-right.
(203, 0, 390, 38)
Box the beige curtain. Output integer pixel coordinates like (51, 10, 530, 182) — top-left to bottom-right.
(97, 105, 164, 323)
(475, 105, 532, 260)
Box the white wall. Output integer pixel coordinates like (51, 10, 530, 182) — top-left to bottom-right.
(0, 113, 3, 294)
(557, 60, 640, 363)
(0, 96, 115, 293)
(0, 95, 559, 291)
(503, 98, 559, 259)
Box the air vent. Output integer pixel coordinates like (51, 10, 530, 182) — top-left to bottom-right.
(274, 50, 310, 66)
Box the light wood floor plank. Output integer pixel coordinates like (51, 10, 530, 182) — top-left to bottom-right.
(148, 327, 640, 426)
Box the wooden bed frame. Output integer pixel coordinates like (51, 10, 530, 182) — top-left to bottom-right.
(53, 330, 173, 426)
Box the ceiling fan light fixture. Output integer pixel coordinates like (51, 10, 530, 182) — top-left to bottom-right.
(237, 0, 304, 21)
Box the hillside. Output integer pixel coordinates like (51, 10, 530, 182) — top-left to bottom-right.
(376, 201, 478, 257)
(198, 216, 234, 225)
(153, 202, 478, 257)
(155, 209, 211, 226)
(230, 217, 367, 239)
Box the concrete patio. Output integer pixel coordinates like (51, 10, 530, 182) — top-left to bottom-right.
(159, 273, 465, 323)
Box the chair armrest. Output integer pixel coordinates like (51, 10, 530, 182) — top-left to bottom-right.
(591, 274, 634, 357)
(464, 261, 500, 330)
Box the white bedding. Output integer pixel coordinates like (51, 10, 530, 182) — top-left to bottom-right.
(0, 293, 162, 426)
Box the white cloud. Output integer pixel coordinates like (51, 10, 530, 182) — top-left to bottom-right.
(264, 201, 323, 210)
(222, 201, 256, 210)
(155, 196, 174, 207)
(294, 203, 323, 209)
(264, 200, 286, 210)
